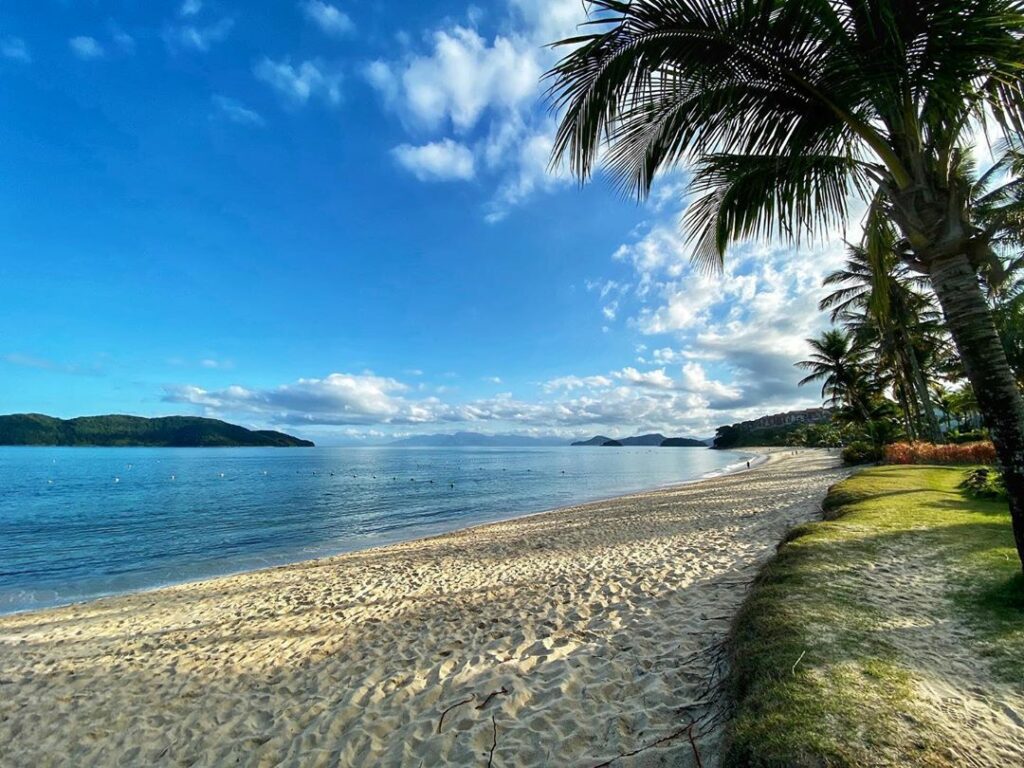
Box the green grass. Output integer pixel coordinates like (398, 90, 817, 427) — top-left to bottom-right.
(722, 465, 1024, 767)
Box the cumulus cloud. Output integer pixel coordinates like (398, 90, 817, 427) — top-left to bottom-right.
(180, 0, 202, 16)
(69, 36, 104, 60)
(1, 37, 31, 63)
(212, 95, 265, 127)
(369, 26, 540, 132)
(301, 1, 354, 37)
(392, 139, 475, 181)
(366, 1, 587, 220)
(165, 373, 411, 425)
(587, 190, 850, 414)
(254, 58, 342, 107)
(162, 364, 764, 437)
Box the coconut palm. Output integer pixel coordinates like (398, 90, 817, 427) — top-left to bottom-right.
(796, 329, 872, 419)
(820, 238, 945, 441)
(547, 0, 1024, 570)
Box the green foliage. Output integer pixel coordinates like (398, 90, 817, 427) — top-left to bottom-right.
(0, 414, 314, 447)
(714, 422, 809, 449)
(947, 428, 992, 444)
(841, 441, 883, 466)
(960, 467, 1009, 502)
(724, 466, 1024, 766)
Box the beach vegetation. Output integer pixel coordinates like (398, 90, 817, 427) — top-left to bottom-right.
(884, 440, 998, 465)
(723, 465, 1024, 766)
(960, 466, 1009, 501)
(839, 440, 882, 466)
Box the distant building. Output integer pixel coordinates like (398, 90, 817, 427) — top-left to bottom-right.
(736, 408, 831, 431)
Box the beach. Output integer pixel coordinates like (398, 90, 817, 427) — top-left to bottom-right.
(0, 449, 847, 767)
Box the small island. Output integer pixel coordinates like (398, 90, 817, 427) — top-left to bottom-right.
(571, 433, 707, 447)
(0, 414, 314, 447)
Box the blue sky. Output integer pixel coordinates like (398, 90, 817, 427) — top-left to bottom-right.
(0, 0, 840, 443)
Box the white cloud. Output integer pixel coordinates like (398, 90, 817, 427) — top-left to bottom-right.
(508, 0, 590, 45)
(254, 58, 342, 107)
(1, 37, 31, 63)
(69, 36, 104, 60)
(165, 373, 411, 425)
(180, 0, 203, 16)
(165, 18, 233, 52)
(615, 367, 676, 390)
(370, 26, 540, 132)
(212, 95, 265, 127)
(392, 139, 475, 181)
(484, 376, 503, 384)
(364, 5, 583, 220)
(543, 375, 614, 393)
(160, 350, 826, 438)
(301, 1, 354, 37)
(588, 190, 851, 412)
(484, 123, 569, 222)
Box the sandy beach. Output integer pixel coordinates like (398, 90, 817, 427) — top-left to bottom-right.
(0, 449, 847, 767)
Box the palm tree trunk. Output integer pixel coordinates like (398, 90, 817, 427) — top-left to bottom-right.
(930, 253, 1024, 573)
(904, 338, 942, 442)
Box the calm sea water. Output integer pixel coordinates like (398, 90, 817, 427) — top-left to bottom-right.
(0, 445, 751, 614)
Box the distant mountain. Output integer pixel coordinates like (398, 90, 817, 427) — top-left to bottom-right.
(621, 433, 668, 446)
(0, 414, 314, 447)
(570, 435, 612, 446)
(601, 439, 624, 446)
(389, 431, 565, 447)
(572, 433, 708, 447)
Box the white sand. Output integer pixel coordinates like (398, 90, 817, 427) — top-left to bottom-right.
(0, 450, 847, 767)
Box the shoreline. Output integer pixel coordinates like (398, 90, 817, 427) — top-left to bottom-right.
(0, 448, 845, 767)
(0, 447, 770, 619)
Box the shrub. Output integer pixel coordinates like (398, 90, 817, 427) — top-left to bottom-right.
(948, 429, 990, 445)
(842, 441, 884, 465)
(884, 441, 997, 465)
(959, 467, 1008, 501)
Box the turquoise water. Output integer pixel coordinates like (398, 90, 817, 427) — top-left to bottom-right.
(0, 445, 750, 614)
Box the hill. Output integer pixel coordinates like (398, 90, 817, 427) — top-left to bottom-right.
(570, 435, 613, 446)
(660, 437, 708, 447)
(572, 433, 707, 447)
(389, 432, 565, 447)
(713, 409, 833, 449)
(0, 414, 314, 447)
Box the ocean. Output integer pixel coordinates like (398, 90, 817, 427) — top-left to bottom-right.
(0, 445, 751, 614)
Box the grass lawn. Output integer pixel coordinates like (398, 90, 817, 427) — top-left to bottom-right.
(723, 465, 1024, 767)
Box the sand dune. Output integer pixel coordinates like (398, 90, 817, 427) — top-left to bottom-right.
(0, 450, 847, 767)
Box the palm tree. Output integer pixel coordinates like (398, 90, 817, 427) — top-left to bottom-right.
(976, 142, 1024, 385)
(547, 0, 1024, 571)
(820, 238, 945, 441)
(796, 329, 872, 419)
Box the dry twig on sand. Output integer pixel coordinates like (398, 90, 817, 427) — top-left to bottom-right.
(486, 716, 498, 768)
(476, 686, 510, 710)
(588, 723, 696, 768)
(437, 695, 475, 734)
